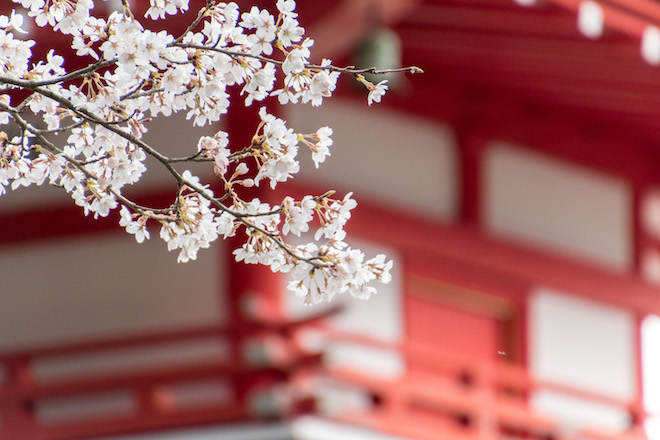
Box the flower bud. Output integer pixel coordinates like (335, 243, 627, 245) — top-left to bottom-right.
(236, 162, 249, 175)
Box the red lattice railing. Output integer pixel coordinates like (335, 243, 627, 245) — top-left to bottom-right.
(0, 307, 338, 440)
(0, 313, 650, 440)
(319, 331, 649, 440)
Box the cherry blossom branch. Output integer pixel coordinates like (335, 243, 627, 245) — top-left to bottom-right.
(0, 59, 117, 89)
(0, 0, 397, 304)
(171, 42, 423, 76)
(1, 77, 331, 271)
(3, 97, 317, 269)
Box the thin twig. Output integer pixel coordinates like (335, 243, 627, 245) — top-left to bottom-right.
(171, 42, 423, 75)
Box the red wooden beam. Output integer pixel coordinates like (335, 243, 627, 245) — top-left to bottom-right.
(604, 0, 660, 25)
(456, 125, 488, 228)
(275, 176, 660, 316)
(0, 307, 340, 362)
(406, 3, 581, 39)
(407, 63, 660, 120)
(14, 353, 322, 401)
(548, 0, 658, 39)
(396, 29, 654, 85)
(42, 405, 248, 440)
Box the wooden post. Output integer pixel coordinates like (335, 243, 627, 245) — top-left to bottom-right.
(0, 357, 39, 440)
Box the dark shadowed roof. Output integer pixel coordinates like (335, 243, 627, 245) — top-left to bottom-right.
(305, 0, 660, 145)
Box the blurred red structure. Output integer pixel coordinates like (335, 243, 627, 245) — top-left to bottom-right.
(2, 1, 660, 439)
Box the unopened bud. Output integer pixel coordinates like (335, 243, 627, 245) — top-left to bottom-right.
(236, 162, 249, 175)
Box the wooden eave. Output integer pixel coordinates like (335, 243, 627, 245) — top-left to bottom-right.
(303, 0, 660, 148)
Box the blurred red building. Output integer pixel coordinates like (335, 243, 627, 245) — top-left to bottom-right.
(1, 1, 660, 439)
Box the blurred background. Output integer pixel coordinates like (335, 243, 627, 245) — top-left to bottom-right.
(1, 0, 660, 439)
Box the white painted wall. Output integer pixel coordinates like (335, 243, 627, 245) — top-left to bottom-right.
(642, 315, 660, 440)
(528, 288, 637, 433)
(0, 232, 225, 352)
(484, 143, 632, 271)
(288, 99, 458, 220)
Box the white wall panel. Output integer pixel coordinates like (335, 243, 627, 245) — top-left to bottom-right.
(0, 233, 225, 351)
(529, 288, 636, 398)
(642, 315, 660, 440)
(530, 390, 631, 432)
(288, 99, 458, 220)
(484, 143, 632, 270)
(529, 288, 636, 432)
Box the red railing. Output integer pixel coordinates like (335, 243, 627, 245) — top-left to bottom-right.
(0, 315, 649, 440)
(0, 308, 339, 440)
(318, 331, 649, 440)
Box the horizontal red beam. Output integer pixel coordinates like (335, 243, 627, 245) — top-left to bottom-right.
(397, 28, 656, 86)
(42, 404, 249, 440)
(406, 3, 581, 39)
(603, 0, 660, 23)
(0, 305, 341, 361)
(549, 0, 660, 39)
(407, 63, 660, 124)
(338, 193, 660, 315)
(13, 353, 323, 400)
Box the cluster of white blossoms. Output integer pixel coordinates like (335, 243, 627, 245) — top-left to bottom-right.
(0, 0, 419, 304)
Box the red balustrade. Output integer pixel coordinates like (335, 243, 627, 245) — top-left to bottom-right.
(0, 310, 650, 440)
(317, 331, 649, 440)
(0, 307, 339, 440)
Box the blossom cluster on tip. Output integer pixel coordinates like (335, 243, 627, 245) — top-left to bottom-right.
(13, 0, 93, 33)
(0, 0, 395, 303)
(287, 248, 393, 305)
(232, 191, 392, 305)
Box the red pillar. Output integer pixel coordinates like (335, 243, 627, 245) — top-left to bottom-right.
(224, 93, 284, 319)
(0, 357, 39, 440)
(457, 125, 487, 230)
(222, 94, 284, 415)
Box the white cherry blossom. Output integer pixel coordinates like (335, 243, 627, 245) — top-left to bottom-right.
(277, 0, 298, 17)
(368, 80, 389, 106)
(0, 10, 28, 34)
(0, 0, 420, 302)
